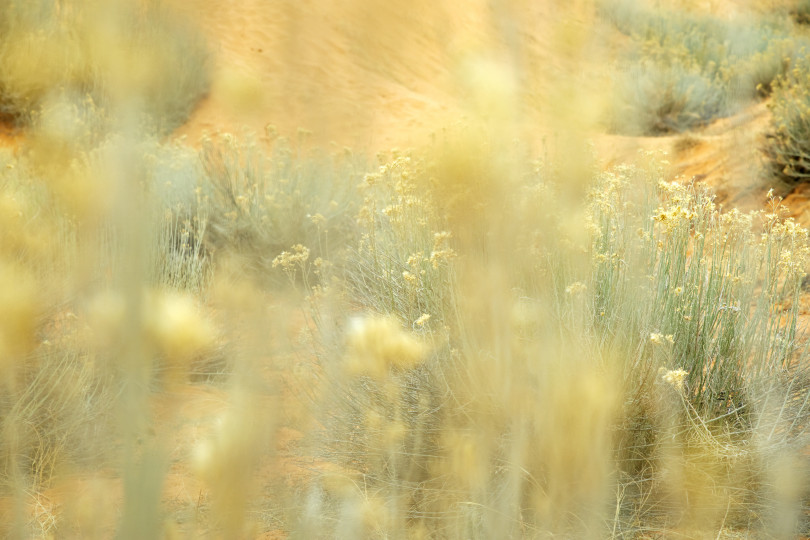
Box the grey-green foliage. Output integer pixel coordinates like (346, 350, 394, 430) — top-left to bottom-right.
(583, 163, 810, 532)
(200, 132, 361, 286)
(589, 164, 810, 416)
(765, 52, 810, 181)
(0, 0, 209, 133)
(600, 0, 806, 134)
(0, 347, 115, 499)
(147, 142, 211, 294)
(300, 154, 810, 537)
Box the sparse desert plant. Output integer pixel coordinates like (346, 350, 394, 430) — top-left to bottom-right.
(200, 131, 359, 287)
(0, 0, 209, 132)
(297, 146, 810, 538)
(766, 52, 810, 181)
(600, 0, 804, 134)
(589, 163, 810, 533)
(591, 170, 810, 413)
(146, 142, 212, 294)
(0, 136, 121, 540)
(345, 150, 456, 328)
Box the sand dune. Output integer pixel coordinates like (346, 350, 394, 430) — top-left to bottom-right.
(165, 0, 610, 151)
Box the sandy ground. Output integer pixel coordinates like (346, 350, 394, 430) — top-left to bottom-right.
(163, 0, 610, 151)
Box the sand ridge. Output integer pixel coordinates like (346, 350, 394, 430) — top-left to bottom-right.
(163, 0, 607, 151)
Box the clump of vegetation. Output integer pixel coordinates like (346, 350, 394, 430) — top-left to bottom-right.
(600, 0, 804, 134)
(766, 53, 810, 181)
(791, 0, 810, 24)
(2, 1, 810, 538)
(293, 144, 810, 537)
(0, 0, 209, 132)
(199, 130, 359, 287)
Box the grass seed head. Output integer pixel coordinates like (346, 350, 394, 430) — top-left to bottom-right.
(344, 316, 427, 379)
(143, 290, 216, 384)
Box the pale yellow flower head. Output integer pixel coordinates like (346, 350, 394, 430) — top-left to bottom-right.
(344, 316, 427, 379)
(650, 332, 674, 345)
(565, 282, 587, 295)
(659, 367, 688, 392)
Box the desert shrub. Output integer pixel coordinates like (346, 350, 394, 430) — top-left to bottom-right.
(610, 60, 731, 135)
(0, 150, 118, 514)
(590, 166, 810, 531)
(0, 0, 209, 132)
(792, 0, 810, 24)
(0, 115, 214, 508)
(591, 172, 810, 411)
(601, 0, 804, 134)
(0, 346, 115, 493)
(200, 131, 360, 287)
(766, 53, 810, 181)
(344, 151, 457, 327)
(295, 148, 810, 537)
(146, 142, 212, 294)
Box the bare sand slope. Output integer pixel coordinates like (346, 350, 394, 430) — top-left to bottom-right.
(164, 0, 611, 150)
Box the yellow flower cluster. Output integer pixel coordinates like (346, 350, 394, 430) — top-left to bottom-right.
(659, 367, 688, 392)
(271, 244, 310, 269)
(652, 204, 696, 233)
(430, 231, 457, 269)
(565, 281, 587, 295)
(650, 332, 674, 345)
(344, 316, 427, 380)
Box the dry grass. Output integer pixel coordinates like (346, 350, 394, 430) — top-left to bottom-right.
(0, 1, 809, 539)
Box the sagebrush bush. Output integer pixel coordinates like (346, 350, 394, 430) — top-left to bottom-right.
(200, 131, 359, 288)
(344, 150, 456, 328)
(0, 0, 209, 132)
(766, 53, 810, 181)
(295, 142, 810, 537)
(590, 164, 810, 531)
(600, 0, 804, 134)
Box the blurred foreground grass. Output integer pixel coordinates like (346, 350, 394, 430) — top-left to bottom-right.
(2, 1, 810, 539)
